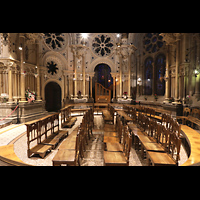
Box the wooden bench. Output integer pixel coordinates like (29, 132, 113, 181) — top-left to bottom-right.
(104, 124, 116, 132)
(103, 125, 132, 166)
(102, 110, 113, 122)
(181, 125, 200, 166)
(146, 132, 181, 166)
(102, 104, 115, 124)
(104, 114, 123, 150)
(140, 123, 169, 159)
(41, 114, 68, 149)
(177, 107, 200, 128)
(117, 110, 132, 123)
(52, 129, 83, 166)
(62, 117, 77, 128)
(141, 113, 181, 166)
(128, 111, 182, 166)
(26, 113, 68, 159)
(132, 112, 181, 166)
(26, 119, 51, 158)
(126, 105, 164, 122)
(71, 108, 90, 116)
(52, 108, 94, 166)
(58, 130, 77, 150)
(60, 105, 77, 128)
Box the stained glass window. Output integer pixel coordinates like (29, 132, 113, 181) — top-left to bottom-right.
(144, 57, 153, 95)
(43, 33, 66, 51)
(143, 33, 164, 55)
(46, 61, 59, 75)
(92, 34, 114, 57)
(155, 54, 166, 95)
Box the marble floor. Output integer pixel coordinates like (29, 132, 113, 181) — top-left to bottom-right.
(12, 115, 188, 166)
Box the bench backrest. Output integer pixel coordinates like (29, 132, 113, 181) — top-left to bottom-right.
(171, 120, 181, 137)
(168, 132, 181, 165)
(183, 107, 190, 117)
(26, 113, 60, 153)
(53, 113, 60, 134)
(61, 106, 71, 127)
(147, 118, 158, 139)
(157, 125, 170, 150)
(191, 108, 200, 119)
(38, 117, 47, 143)
(27, 121, 40, 150)
(130, 108, 137, 123)
(123, 125, 132, 163)
(118, 119, 123, 144)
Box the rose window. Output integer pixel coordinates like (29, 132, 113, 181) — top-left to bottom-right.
(43, 33, 66, 51)
(46, 61, 58, 75)
(143, 33, 164, 55)
(92, 34, 114, 57)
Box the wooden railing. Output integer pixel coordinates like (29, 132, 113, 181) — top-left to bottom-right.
(95, 82, 111, 103)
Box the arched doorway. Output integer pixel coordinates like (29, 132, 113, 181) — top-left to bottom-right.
(93, 63, 113, 102)
(45, 81, 61, 112)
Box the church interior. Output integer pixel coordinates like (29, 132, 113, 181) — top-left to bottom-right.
(0, 33, 199, 166)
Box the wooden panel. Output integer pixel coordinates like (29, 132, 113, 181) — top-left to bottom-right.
(0, 144, 30, 166)
(95, 82, 111, 103)
(181, 125, 200, 166)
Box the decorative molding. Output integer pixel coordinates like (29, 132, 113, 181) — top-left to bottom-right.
(160, 33, 182, 45)
(25, 33, 44, 44)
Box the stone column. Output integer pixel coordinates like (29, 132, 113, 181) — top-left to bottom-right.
(113, 75, 116, 99)
(63, 71, 68, 99)
(136, 54, 140, 97)
(36, 43, 41, 101)
(195, 36, 200, 98)
(179, 73, 183, 100)
(182, 64, 189, 103)
(175, 35, 180, 103)
(119, 54, 123, 97)
(88, 72, 94, 102)
(90, 76, 92, 98)
(74, 53, 77, 98)
(17, 71, 20, 99)
(7, 65, 13, 103)
(71, 46, 77, 98)
(127, 47, 136, 99)
(165, 44, 170, 100)
(14, 69, 17, 98)
(111, 73, 117, 102)
(19, 35, 27, 102)
(82, 51, 86, 97)
(128, 52, 131, 98)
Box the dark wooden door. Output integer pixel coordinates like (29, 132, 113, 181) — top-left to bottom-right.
(45, 82, 61, 112)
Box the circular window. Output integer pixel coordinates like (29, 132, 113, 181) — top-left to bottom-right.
(92, 34, 114, 57)
(143, 33, 164, 55)
(43, 33, 66, 51)
(46, 61, 58, 75)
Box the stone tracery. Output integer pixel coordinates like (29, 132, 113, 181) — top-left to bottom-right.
(43, 33, 66, 51)
(92, 34, 114, 57)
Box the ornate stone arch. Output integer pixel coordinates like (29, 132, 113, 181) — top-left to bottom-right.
(42, 51, 67, 79)
(44, 79, 63, 111)
(43, 78, 63, 100)
(89, 57, 115, 74)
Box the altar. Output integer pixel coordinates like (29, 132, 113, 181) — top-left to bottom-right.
(117, 97, 132, 104)
(0, 101, 47, 123)
(73, 98, 88, 104)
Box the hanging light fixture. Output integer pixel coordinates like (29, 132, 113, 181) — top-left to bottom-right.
(81, 33, 88, 46)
